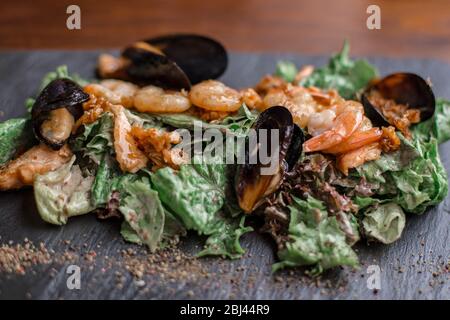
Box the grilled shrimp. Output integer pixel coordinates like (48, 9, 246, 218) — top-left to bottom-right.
(240, 88, 263, 110)
(322, 127, 383, 154)
(303, 101, 364, 152)
(84, 80, 138, 108)
(189, 80, 242, 112)
(255, 75, 287, 95)
(262, 86, 319, 128)
(97, 53, 128, 79)
(336, 142, 381, 175)
(134, 86, 191, 113)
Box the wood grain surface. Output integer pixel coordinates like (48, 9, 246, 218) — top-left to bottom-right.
(0, 0, 449, 61)
(0, 51, 448, 300)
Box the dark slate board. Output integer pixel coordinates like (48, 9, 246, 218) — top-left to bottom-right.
(0, 51, 449, 300)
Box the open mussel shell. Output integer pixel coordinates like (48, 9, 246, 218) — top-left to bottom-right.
(361, 72, 435, 127)
(31, 78, 89, 150)
(146, 34, 228, 84)
(235, 106, 304, 213)
(122, 42, 192, 90)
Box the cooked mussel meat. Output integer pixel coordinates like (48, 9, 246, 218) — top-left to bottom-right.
(361, 73, 435, 137)
(32, 78, 89, 149)
(235, 106, 304, 213)
(97, 34, 228, 90)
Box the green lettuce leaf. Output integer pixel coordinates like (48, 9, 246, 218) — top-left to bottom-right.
(151, 156, 227, 234)
(151, 104, 257, 135)
(38, 65, 89, 92)
(273, 196, 358, 274)
(198, 215, 253, 259)
(71, 112, 114, 164)
(92, 158, 126, 209)
(362, 203, 405, 244)
(160, 207, 187, 243)
(356, 134, 448, 214)
(34, 156, 95, 225)
(413, 99, 450, 144)
(151, 156, 251, 258)
(121, 207, 186, 247)
(122, 108, 162, 129)
(301, 41, 378, 99)
(120, 220, 144, 244)
(119, 176, 165, 252)
(0, 118, 36, 165)
(275, 61, 298, 82)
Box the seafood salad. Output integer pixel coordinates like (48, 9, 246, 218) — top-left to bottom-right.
(1, 35, 449, 274)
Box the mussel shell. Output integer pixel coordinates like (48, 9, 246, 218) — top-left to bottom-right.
(284, 124, 304, 170)
(146, 34, 228, 84)
(122, 45, 191, 90)
(235, 106, 304, 213)
(32, 78, 89, 150)
(362, 72, 435, 127)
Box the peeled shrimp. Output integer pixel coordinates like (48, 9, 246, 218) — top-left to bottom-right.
(262, 86, 320, 128)
(134, 86, 191, 113)
(97, 54, 128, 79)
(307, 108, 337, 136)
(240, 88, 263, 110)
(254, 75, 287, 95)
(337, 143, 381, 175)
(0, 144, 72, 190)
(322, 127, 383, 155)
(307, 87, 339, 106)
(84, 80, 138, 108)
(110, 104, 148, 173)
(303, 101, 364, 152)
(189, 80, 242, 112)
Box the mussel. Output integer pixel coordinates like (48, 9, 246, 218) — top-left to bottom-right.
(97, 34, 228, 90)
(121, 41, 191, 90)
(361, 73, 435, 134)
(31, 78, 89, 150)
(235, 106, 304, 213)
(146, 34, 228, 84)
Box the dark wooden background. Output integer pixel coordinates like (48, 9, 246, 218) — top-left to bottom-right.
(0, 0, 449, 61)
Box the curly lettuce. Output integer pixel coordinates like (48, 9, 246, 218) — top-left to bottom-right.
(273, 196, 358, 274)
(151, 156, 252, 258)
(275, 61, 298, 82)
(355, 132, 448, 214)
(118, 176, 165, 251)
(0, 118, 35, 165)
(362, 203, 406, 244)
(34, 156, 95, 225)
(300, 41, 378, 99)
(151, 104, 257, 136)
(413, 99, 450, 144)
(71, 112, 114, 164)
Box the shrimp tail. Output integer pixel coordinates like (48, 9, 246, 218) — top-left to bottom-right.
(336, 142, 381, 175)
(304, 109, 363, 152)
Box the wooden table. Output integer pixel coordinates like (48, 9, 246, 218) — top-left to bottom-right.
(0, 0, 449, 61)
